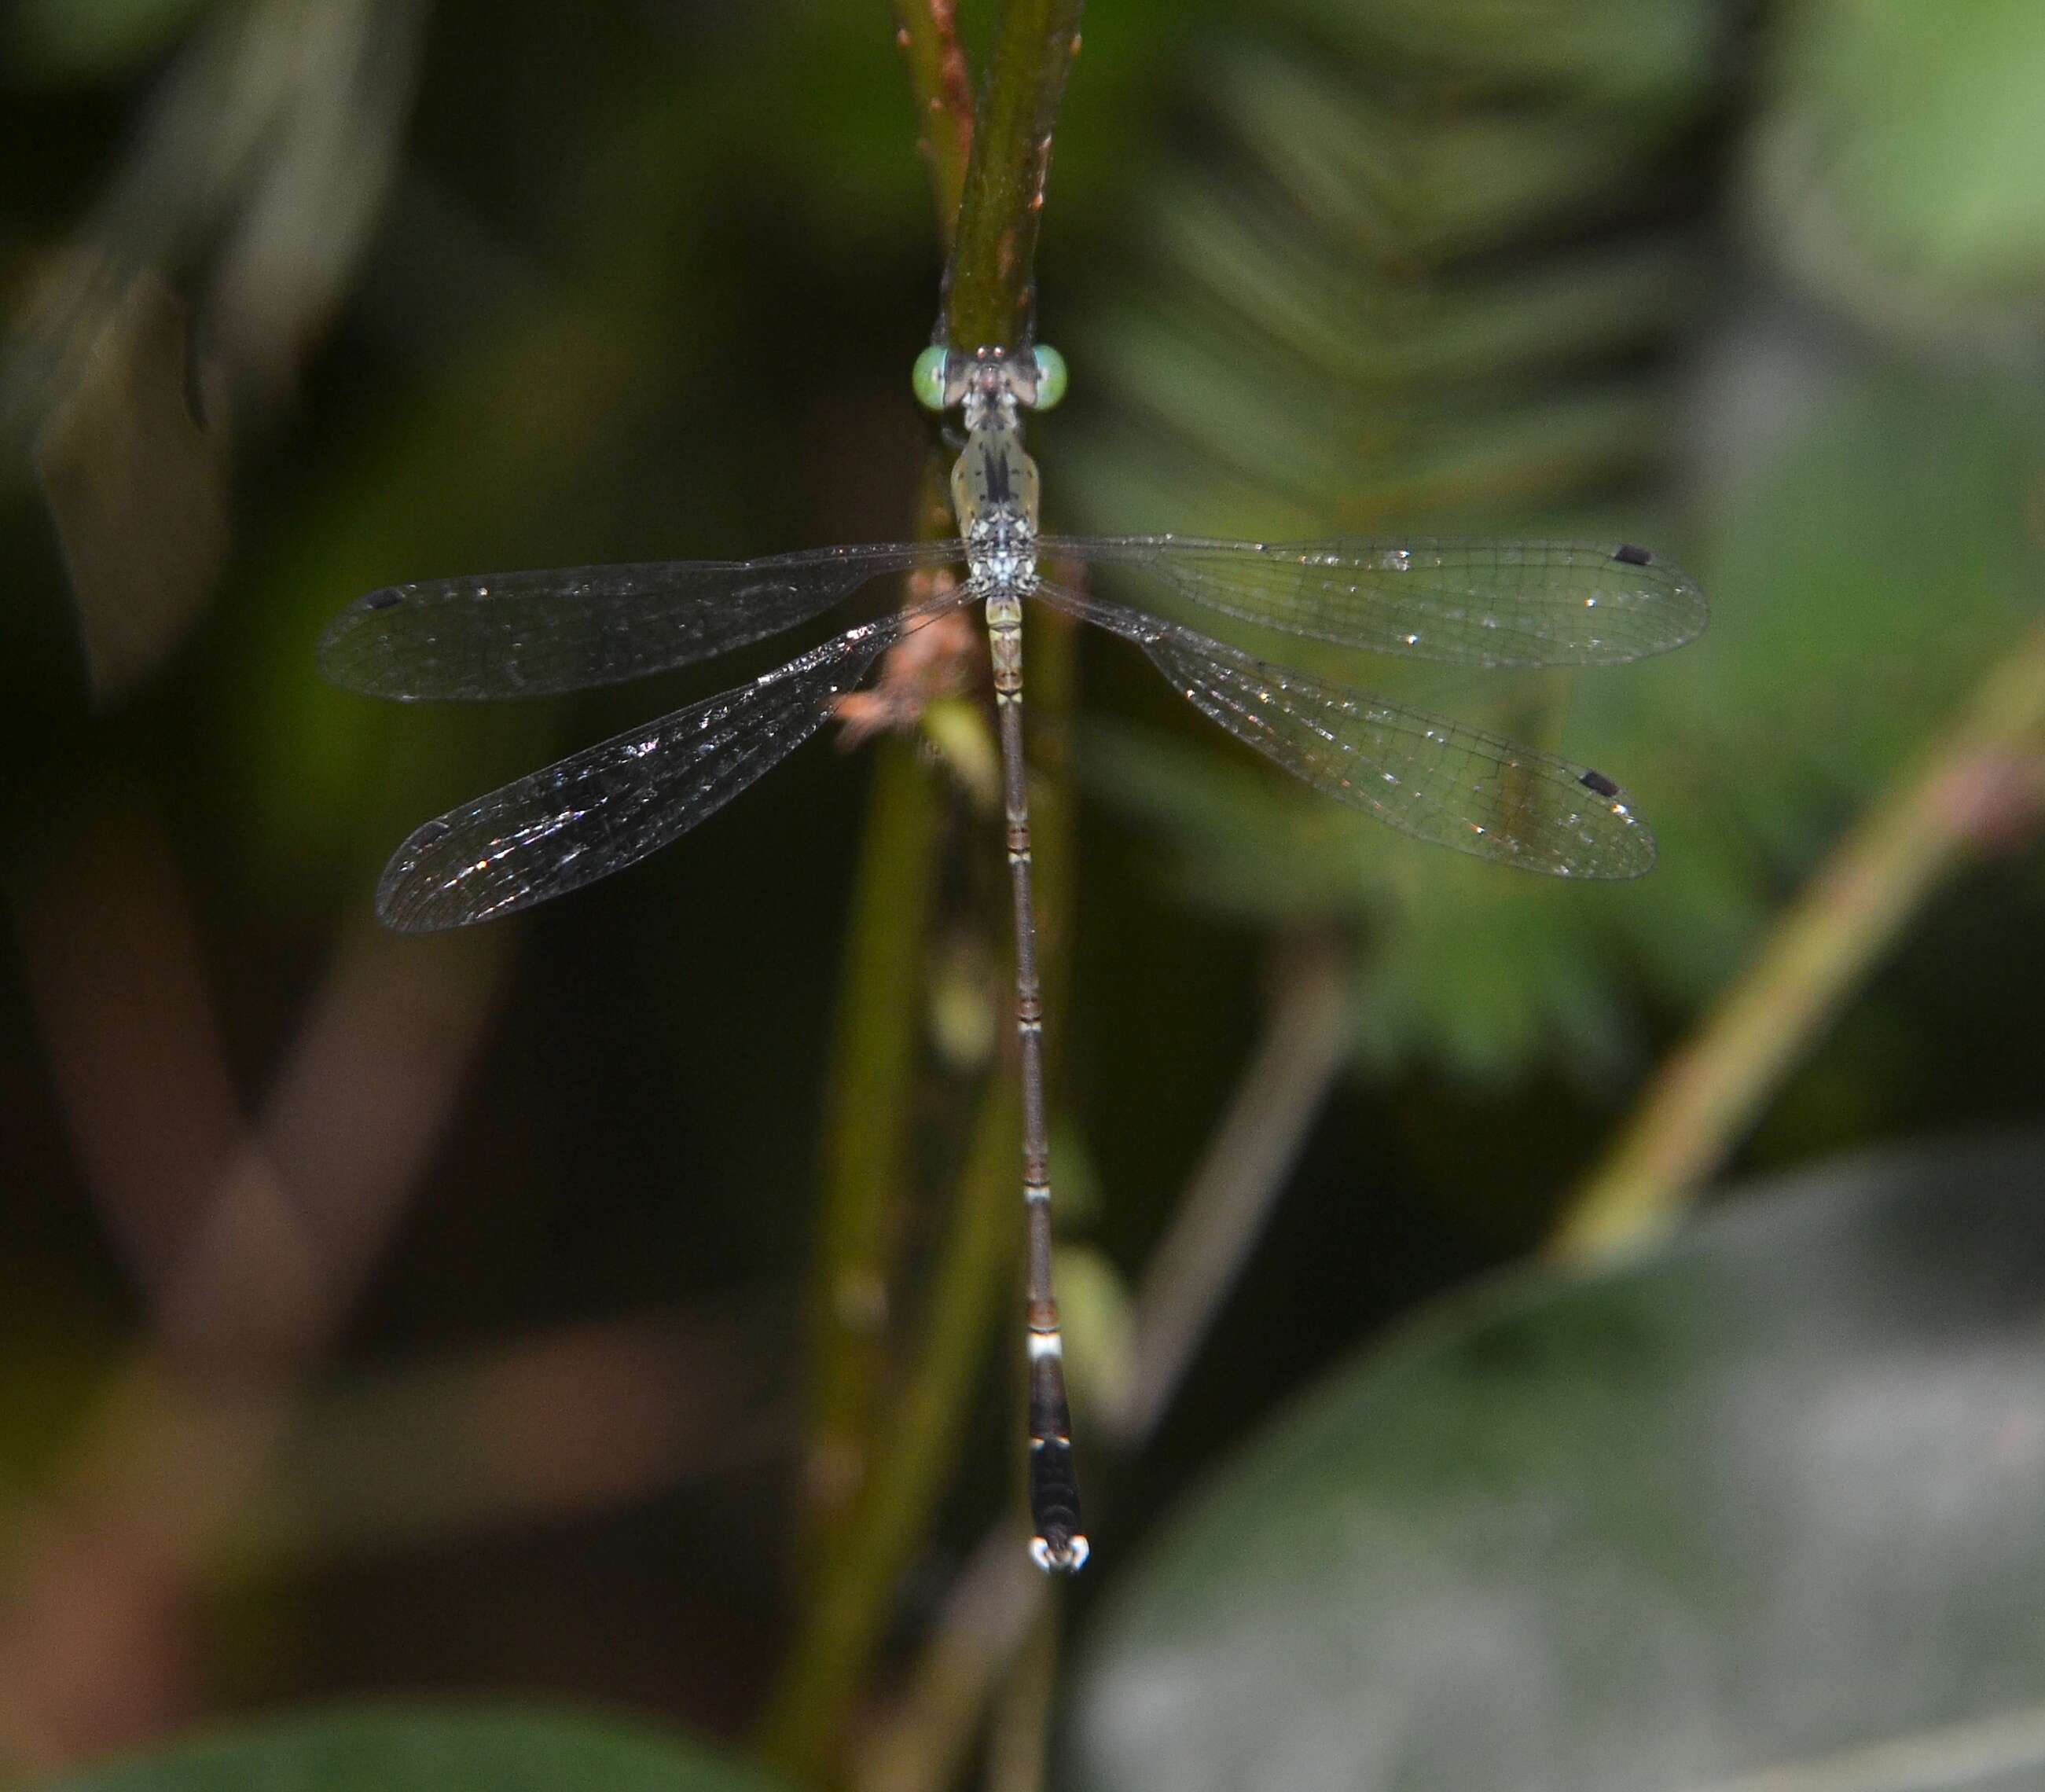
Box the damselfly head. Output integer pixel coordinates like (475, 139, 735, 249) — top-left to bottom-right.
(912, 343, 1067, 419)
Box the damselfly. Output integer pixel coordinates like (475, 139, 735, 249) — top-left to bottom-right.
(319, 342, 1705, 1572)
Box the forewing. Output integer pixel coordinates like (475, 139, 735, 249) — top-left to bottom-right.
(374, 596, 968, 931)
(1041, 535, 1704, 668)
(1034, 582, 1653, 879)
(321, 540, 965, 700)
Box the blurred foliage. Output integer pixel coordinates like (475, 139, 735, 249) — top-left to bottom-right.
(1754, 0, 2045, 322)
(1074, 1130, 2045, 1792)
(1064, 0, 2041, 1087)
(1064, 0, 1727, 1084)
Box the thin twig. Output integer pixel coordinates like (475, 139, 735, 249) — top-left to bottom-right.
(1111, 941, 1351, 1446)
(1552, 615, 2045, 1262)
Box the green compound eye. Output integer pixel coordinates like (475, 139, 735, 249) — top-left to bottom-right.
(1030, 344, 1067, 410)
(912, 345, 949, 412)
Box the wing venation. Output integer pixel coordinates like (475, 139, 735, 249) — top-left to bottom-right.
(1039, 534, 1704, 668)
(321, 540, 965, 700)
(375, 593, 971, 929)
(1033, 579, 1654, 879)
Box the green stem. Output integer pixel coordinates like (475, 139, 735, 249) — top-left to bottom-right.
(1553, 615, 2045, 1262)
(944, 0, 1086, 350)
(890, 0, 975, 240)
(802, 728, 945, 1568)
(757, 1077, 1020, 1782)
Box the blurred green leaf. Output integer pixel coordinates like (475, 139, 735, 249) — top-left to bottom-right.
(1762, 0, 2045, 305)
(40, 1705, 800, 1792)
(1056, 1240, 1137, 1425)
(1072, 1130, 2045, 1792)
(1681, 365, 2045, 853)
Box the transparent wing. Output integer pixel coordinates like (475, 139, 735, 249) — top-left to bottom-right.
(1038, 534, 1704, 668)
(375, 593, 972, 931)
(1035, 582, 1654, 879)
(320, 540, 967, 700)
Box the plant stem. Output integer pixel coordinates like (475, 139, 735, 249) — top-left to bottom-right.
(1111, 941, 1350, 1445)
(1553, 615, 2045, 1262)
(757, 1076, 1020, 1783)
(943, 0, 1085, 350)
(890, 0, 975, 241)
(802, 724, 946, 1569)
